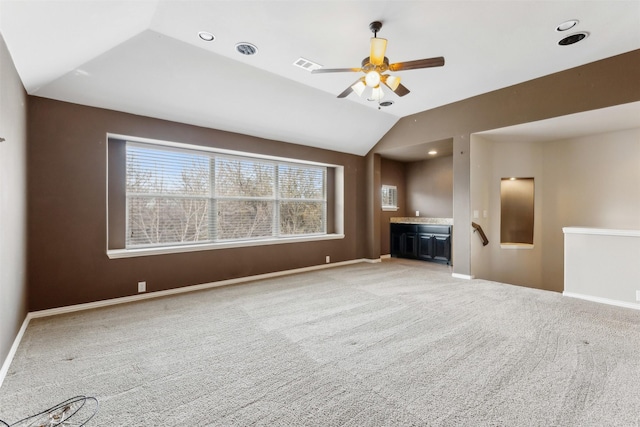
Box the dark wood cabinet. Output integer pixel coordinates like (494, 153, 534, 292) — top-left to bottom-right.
(391, 224, 418, 258)
(391, 223, 452, 265)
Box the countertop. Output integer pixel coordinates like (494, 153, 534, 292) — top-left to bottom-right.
(390, 217, 453, 225)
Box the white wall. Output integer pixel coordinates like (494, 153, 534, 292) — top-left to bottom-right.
(471, 127, 640, 292)
(0, 32, 28, 372)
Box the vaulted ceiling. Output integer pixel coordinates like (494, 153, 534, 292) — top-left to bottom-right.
(1, 1, 638, 155)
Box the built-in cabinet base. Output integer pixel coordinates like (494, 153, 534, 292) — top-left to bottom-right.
(391, 224, 452, 265)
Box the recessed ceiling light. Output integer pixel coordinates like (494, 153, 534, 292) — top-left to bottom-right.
(558, 32, 588, 46)
(556, 19, 579, 32)
(236, 43, 258, 56)
(198, 31, 215, 42)
(428, 150, 437, 155)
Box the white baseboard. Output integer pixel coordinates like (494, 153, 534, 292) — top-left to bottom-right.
(563, 292, 640, 311)
(0, 259, 368, 388)
(0, 315, 30, 389)
(452, 273, 475, 280)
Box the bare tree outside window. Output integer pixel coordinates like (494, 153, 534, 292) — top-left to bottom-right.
(125, 143, 326, 248)
(126, 148, 210, 246)
(279, 165, 325, 235)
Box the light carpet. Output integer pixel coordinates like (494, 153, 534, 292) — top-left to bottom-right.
(1, 259, 640, 426)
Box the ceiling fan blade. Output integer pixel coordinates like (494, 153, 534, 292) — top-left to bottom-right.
(389, 57, 445, 72)
(337, 86, 354, 98)
(382, 80, 411, 97)
(337, 78, 364, 98)
(311, 67, 362, 74)
(392, 82, 410, 97)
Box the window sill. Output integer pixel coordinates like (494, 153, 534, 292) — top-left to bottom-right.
(107, 234, 345, 259)
(382, 207, 399, 212)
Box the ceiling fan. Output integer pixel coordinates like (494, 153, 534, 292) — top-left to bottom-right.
(312, 21, 444, 102)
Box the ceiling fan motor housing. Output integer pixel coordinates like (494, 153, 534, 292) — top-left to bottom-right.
(361, 56, 389, 73)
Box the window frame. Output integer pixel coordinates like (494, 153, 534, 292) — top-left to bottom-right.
(107, 134, 344, 259)
(381, 184, 399, 211)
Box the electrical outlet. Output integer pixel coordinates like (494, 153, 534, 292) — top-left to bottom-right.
(138, 281, 146, 293)
(326, 255, 330, 264)
(636, 290, 640, 302)
(415, 210, 419, 217)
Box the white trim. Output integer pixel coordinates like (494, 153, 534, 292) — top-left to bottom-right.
(362, 258, 382, 263)
(0, 316, 30, 389)
(563, 291, 640, 311)
(500, 244, 534, 250)
(452, 273, 475, 280)
(562, 227, 640, 237)
(380, 254, 391, 259)
(108, 233, 345, 259)
(382, 207, 399, 212)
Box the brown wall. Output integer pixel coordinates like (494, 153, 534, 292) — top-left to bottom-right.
(366, 49, 640, 276)
(379, 158, 406, 255)
(27, 97, 367, 311)
(406, 156, 453, 218)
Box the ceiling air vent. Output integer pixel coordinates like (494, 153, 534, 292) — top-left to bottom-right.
(293, 57, 322, 72)
(236, 43, 258, 56)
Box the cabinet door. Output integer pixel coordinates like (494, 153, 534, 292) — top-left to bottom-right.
(391, 231, 402, 257)
(403, 233, 418, 258)
(418, 234, 435, 260)
(433, 234, 451, 263)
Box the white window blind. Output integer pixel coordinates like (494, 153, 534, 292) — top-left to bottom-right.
(125, 142, 326, 248)
(381, 185, 398, 211)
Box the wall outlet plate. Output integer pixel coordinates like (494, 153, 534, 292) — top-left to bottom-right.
(636, 290, 640, 302)
(138, 281, 146, 293)
(326, 256, 330, 264)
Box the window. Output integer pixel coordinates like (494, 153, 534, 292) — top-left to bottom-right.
(381, 185, 398, 211)
(121, 141, 329, 251)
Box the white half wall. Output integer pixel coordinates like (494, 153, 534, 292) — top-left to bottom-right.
(564, 227, 640, 308)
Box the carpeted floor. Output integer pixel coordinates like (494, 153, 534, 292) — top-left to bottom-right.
(1, 259, 640, 426)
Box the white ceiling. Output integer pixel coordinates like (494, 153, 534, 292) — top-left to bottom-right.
(1, 1, 639, 156)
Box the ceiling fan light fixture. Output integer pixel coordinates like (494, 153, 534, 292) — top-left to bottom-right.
(365, 70, 381, 87)
(385, 74, 401, 91)
(370, 37, 387, 66)
(370, 86, 385, 101)
(352, 81, 366, 96)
